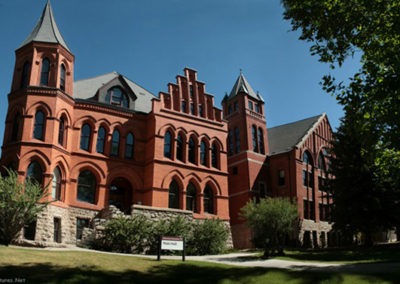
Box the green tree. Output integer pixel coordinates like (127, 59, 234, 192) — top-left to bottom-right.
(0, 169, 49, 246)
(282, 0, 400, 245)
(241, 198, 298, 258)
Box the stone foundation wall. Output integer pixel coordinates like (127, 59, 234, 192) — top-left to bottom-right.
(299, 219, 333, 248)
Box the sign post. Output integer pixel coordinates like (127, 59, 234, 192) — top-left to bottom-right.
(157, 236, 185, 261)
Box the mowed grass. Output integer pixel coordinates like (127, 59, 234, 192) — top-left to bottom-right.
(0, 246, 399, 284)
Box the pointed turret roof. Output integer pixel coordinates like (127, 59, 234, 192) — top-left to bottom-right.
(19, 0, 70, 51)
(227, 72, 264, 102)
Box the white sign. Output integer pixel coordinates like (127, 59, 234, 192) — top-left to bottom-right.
(161, 236, 184, 251)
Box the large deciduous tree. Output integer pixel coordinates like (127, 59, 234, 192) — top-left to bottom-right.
(282, 0, 400, 244)
(241, 198, 298, 257)
(0, 169, 49, 245)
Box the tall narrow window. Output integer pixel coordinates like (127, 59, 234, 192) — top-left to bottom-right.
(211, 142, 219, 168)
(203, 186, 214, 214)
(33, 110, 45, 140)
(258, 127, 265, 154)
(40, 58, 50, 86)
(176, 134, 183, 161)
(252, 125, 258, 152)
(181, 101, 187, 112)
(164, 130, 172, 158)
(186, 183, 197, 212)
(199, 105, 203, 117)
(125, 132, 134, 159)
(21, 61, 30, 88)
(228, 129, 234, 156)
(58, 117, 65, 146)
(188, 137, 196, 164)
(11, 113, 21, 142)
(26, 161, 43, 186)
(200, 140, 207, 166)
(96, 127, 106, 154)
(77, 170, 97, 204)
(234, 127, 240, 153)
(168, 180, 180, 209)
(110, 130, 120, 157)
(52, 167, 62, 200)
(60, 64, 66, 91)
(80, 123, 91, 151)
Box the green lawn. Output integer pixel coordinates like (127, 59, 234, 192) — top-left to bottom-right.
(0, 246, 399, 283)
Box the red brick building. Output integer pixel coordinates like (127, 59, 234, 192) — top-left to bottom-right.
(0, 2, 333, 247)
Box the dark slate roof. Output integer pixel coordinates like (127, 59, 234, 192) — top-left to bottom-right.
(19, 0, 70, 51)
(268, 114, 324, 155)
(228, 73, 264, 102)
(73, 72, 157, 114)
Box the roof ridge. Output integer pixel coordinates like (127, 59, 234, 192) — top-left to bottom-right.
(268, 114, 323, 130)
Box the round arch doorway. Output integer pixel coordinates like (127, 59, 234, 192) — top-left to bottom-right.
(108, 177, 133, 214)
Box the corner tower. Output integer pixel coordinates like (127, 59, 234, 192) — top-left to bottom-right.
(222, 72, 269, 248)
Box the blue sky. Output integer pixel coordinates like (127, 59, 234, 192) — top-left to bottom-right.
(0, 0, 360, 152)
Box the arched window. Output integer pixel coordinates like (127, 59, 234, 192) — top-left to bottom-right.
(211, 142, 219, 168)
(234, 127, 240, 154)
(200, 140, 207, 166)
(203, 186, 214, 214)
(186, 183, 197, 212)
(303, 151, 314, 188)
(21, 61, 30, 88)
(60, 64, 66, 91)
(110, 130, 120, 157)
(303, 151, 313, 166)
(58, 116, 66, 146)
(176, 134, 183, 161)
(52, 167, 62, 200)
(33, 110, 45, 140)
(164, 130, 172, 158)
(168, 180, 180, 209)
(26, 161, 43, 186)
(105, 87, 129, 108)
(125, 132, 134, 159)
(318, 152, 326, 171)
(258, 127, 265, 154)
(40, 58, 50, 86)
(252, 125, 258, 152)
(188, 136, 196, 164)
(11, 112, 21, 142)
(77, 170, 97, 204)
(96, 126, 106, 154)
(80, 123, 91, 151)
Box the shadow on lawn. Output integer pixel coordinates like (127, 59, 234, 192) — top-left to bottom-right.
(0, 261, 399, 284)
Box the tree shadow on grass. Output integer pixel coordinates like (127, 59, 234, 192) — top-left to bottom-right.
(0, 261, 399, 284)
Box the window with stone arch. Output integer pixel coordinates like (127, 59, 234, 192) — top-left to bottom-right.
(168, 180, 180, 209)
(96, 126, 106, 154)
(176, 133, 184, 161)
(52, 166, 62, 201)
(33, 110, 45, 140)
(77, 170, 97, 204)
(40, 58, 50, 86)
(60, 64, 66, 91)
(21, 61, 30, 88)
(58, 115, 67, 146)
(80, 123, 91, 151)
(125, 132, 135, 159)
(105, 87, 129, 108)
(303, 151, 314, 188)
(200, 139, 208, 166)
(203, 185, 214, 214)
(211, 141, 220, 169)
(110, 129, 120, 157)
(258, 127, 265, 154)
(188, 136, 196, 164)
(26, 161, 43, 186)
(11, 112, 21, 142)
(186, 183, 197, 212)
(164, 130, 173, 158)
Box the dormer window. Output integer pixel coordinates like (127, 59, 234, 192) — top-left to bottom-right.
(105, 87, 129, 108)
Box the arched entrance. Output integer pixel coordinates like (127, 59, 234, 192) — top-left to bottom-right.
(108, 177, 132, 214)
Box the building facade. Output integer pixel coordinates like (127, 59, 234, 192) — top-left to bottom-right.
(0, 2, 333, 247)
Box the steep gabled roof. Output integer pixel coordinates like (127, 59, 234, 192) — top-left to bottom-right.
(74, 72, 157, 114)
(227, 72, 264, 102)
(19, 0, 70, 51)
(268, 114, 325, 155)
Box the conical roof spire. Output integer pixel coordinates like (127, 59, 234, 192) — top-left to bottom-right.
(19, 0, 70, 51)
(228, 72, 264, 102)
